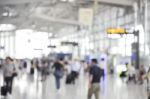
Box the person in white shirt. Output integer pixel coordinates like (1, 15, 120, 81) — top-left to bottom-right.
(126, 64, 136, 83)
(71, 59, 81, 84)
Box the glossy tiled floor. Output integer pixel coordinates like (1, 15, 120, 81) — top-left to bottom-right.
(0, 69, 148, 99)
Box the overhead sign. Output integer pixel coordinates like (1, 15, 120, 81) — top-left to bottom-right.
(79, 8, 93, 26)
(34, 49, 43, 51)
(61, 41, 78, 46)
(48, 45, 56, 48)
(107, 28, 127, 34)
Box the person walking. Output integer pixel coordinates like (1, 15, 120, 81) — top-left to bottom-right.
(126, 63, 136, 83)
(2, 57, 16, 97)
(41, 58, 49, 81)
(88, 59, 103, 99)
(52, 58, 64, 91)
(139, 65, 146, 84)
(143, 67, 150, 99)
(71, 59, 81, 84)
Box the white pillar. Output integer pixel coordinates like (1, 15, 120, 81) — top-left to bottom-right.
(133, 2, 138, 26)
(144, 0, 148, 55)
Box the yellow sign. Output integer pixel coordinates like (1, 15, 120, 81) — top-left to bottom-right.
(107, 28, 127, 34)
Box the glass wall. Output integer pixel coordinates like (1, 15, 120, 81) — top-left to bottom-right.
(0, 32, 15, 58)
(1, 2, 149, 59)
(73, 6, 135, 57)
(63, 5, 147, 58)
(15, 30, 50, 59)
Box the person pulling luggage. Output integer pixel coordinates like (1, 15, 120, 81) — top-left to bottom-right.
(70, 59, 81, 84)
(1, 57, 16, 97)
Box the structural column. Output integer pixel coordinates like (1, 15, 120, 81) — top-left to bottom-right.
(92, 0, 98, 54)
(13, 31, 16, 58)
(0, 32, 1, 57)
(144, 0, 149, 55)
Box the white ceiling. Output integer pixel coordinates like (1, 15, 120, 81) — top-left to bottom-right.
(0, 0, 136, 34)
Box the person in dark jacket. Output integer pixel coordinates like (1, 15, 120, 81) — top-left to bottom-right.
(52, 58, 64, 91)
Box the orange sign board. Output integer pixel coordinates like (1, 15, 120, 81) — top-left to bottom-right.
(107, 28, 127, 34)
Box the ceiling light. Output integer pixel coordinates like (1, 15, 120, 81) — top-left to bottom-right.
(2, 11, 17, 17)
(9, 13, 13, 17)
(2, 12, 9, 16)
(61, 0, 67, 2)
(16, 29, 33, 33)
(0, 24, 16, 32)
(68, 0, 74, 2)
(48, 32, 53, 37)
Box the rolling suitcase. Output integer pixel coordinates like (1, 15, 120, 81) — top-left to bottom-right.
(30, 68, 34, 75)
(66, 74, 73, 84)
(1, 85, 7, 96)
(120, 71, 127, 78)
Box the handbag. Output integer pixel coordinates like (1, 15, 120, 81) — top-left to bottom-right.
(12, 64, 18, 77)
(54, 70, 64, 78)
(12, 72, 18, 78)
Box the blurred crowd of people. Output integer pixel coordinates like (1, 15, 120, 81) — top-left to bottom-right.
(0, 55, 150, 99)
(0, 56, 95, 98)
(119, 62, 148, 85)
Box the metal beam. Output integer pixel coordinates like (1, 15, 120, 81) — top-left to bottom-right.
(0, 0, 40, 5)
(97, 0, 134, 6)
(0, 0, 59, 5)
(0, 0, 135, 6)
(31, 12, 80, 26)
(77, 0, 135, 7)
(0, 17, 24, 24)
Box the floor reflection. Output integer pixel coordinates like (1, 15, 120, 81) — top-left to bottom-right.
(0, 71, 148, 99)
